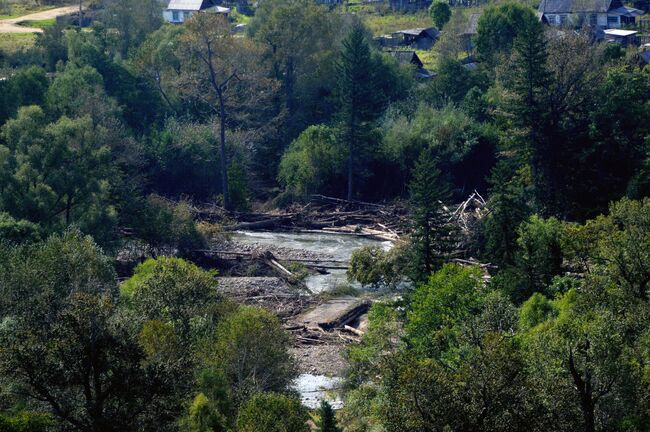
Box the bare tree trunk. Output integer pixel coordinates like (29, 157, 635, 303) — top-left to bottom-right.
(347, 108, 355, 201)
(79, 0, 83, 29)
(218, 91, 230, 209)
(569, 347, 596, 432)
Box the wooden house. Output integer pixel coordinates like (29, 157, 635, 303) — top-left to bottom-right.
(393, 27, 440, 50)
(538, 0, 644, 28)
(388, 51, 434, 79)
(163, 0, 230, 24)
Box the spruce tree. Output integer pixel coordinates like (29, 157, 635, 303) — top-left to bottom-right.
(509, 19, 553, 212)
(337, 23, 384, 201)
(317, 400, 340, 432)
(408, 150, 454, 282)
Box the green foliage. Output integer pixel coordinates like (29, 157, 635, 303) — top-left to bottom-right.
(317, 400, 340, 432)
(0, 66, 49, 125)
(0, 213, 41, 244)
(0, 229, 116, 321)
(347, 245, 401, 288)
(519, 292, 555, 330)
(100, 0, 163, 58)
(0, 231, 181, 431)
(46, 63, 119, 125)
(346, 302, 401, 386)
(381, 103, 494, 194)
(129, 195, 206, 256)
(480, 161, 532, 268)
(0, 412, 52, 432)
(337, 23, 389, 200)
(35, 21, 68, 71)
(228, 160, 250, 212)
(428, 1, 451, 29)
(130, 24, 184, 111)
(475, 2, 539, 65)
(407, 150, 454, 281)
(0, 106, 117, 242)
(206, 306, 296, 403)
(514, 215, 564, 300)
(406, 264, 485, 358)
(122, 256, 219, 342)
(278, 125, 343, 196)
(424, 57, 485, 106)
(143, 119, 223, 200)
(236, 393, 309, 432)
(181, 370, 234, 432)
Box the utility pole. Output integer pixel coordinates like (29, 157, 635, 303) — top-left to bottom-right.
(79, 0, 83, 29)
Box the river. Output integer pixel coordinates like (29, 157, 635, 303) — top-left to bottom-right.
(227, 230, 391, 409)
(229, 230, 393, 293)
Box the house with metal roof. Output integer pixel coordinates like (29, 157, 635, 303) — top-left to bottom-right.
(538, 0, 644, 29)
(393, 28, 440, 50)
(162, 0, 230, 24)
(604, 28, 639, 44)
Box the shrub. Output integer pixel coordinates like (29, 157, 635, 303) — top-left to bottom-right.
(236, 393, 309, 432)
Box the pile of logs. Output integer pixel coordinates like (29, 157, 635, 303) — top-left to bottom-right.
(191, 191, 487, 244)
(193, 194, 409, 242)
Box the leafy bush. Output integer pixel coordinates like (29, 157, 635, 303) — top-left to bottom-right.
(236, 393, 309, 432)
(121, 256, 220, 343)
(130, 195, 206, 256)
(206, 306, 296, 402)
(278, 125, 344, 196)
(0, 411, 52, 432)
(0, 213, 41, 244)
(348, 245, 399, 288)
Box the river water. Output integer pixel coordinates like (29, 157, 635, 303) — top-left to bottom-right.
(229, 230, 393, 293)
(228, 230, 391, 409)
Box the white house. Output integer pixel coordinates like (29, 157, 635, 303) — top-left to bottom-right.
(162, 0, 230, 24)
(538, 0, 644, 29)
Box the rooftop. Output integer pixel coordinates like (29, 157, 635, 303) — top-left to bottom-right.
(394, 27, 439, 39)
(538, 0, 618, 14)
(604, 29, 638, 36)
(608, 5, 644, 16)
(167, 0, 217, 11)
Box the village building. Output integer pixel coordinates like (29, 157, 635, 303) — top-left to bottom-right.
(459, 12, 481, 54)
(389, 0, 432, 12)
(162, 0, 230, 24)
(388, 50, 435, 79)
(538, 0, 644, 29)
(394, 27, 440, 49)
(375, 27, 439, 50)
(604, 28, 639, 44)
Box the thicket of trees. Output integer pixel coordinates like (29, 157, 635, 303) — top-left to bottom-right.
(0, 0, 648, 430)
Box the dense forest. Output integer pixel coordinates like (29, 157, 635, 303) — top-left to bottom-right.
(0, 0, 649, 431)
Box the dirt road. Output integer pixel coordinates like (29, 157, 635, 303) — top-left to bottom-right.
(0, 5, 80, 33)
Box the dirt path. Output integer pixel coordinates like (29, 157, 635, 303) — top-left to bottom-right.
(0, 6, 80, 33)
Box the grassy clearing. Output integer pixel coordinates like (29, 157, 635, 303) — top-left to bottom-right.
(362, 11, 432, 35)
(230, 7, 251, 25)
(415, 48, 437, 70)
(0, 32, 36, 52)
(18, 18, 56, 28)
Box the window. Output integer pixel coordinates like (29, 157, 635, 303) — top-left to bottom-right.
(559, 14, 568, 25)
(608, 15, 619, 25)
(172, 10, 179, 21)
(590, 14, 597, 26)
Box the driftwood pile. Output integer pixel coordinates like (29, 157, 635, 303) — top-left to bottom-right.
(193, 195, 408, 242)
(448, 191, 489, 236)
(216, 276, 316, 319)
